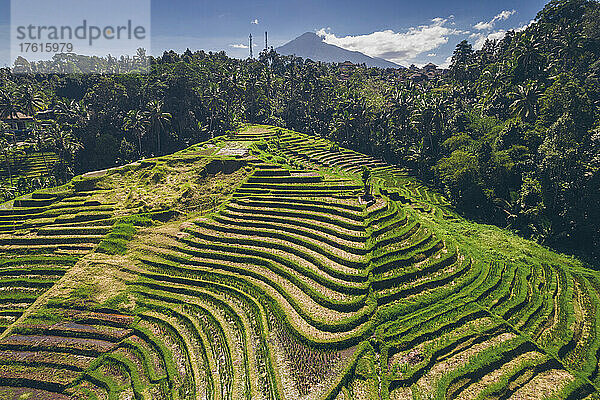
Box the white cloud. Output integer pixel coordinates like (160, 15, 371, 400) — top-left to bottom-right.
(472, 30, 507, 50)
(496, 10, 517, 21)
(474, 9, 516, 30)
(440, 55, 453, 69)
(251, 19, 259, 25)
(427, 53, 436, 57)
(470, 18, 536, 50)
(230, 43, 249, 49)
(473, 22, 492, 30)
(316, 17, 466, 65)
(515, 19, 536, 32)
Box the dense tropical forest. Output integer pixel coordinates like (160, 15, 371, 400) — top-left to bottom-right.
(1, 0, 600, 263)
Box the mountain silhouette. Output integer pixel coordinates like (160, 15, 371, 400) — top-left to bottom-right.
(276, 32, 403, 69)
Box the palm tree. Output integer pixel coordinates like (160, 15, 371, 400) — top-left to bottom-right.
(124, 109, 150, 158)
(510, 82, 540, 122)
(146, 100, 171, 154)
(0, 89, 21, 144)
(513, 35, 545, 80)
(389, 89, 412, 135)
(55, 98, 77, 122)
(55, 99, 89, 128)
(430, 96, 448, 138)
(0, 123, 13, 186)
(18, 86, 46, 117)
(18, 86, 46, 150)
(134, 48, 149, 72)
(553, 31, 585, 71)
(46, 122, 83, 182)
(413, 95, 448, 159)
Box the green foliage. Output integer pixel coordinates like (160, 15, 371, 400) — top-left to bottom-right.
(21, 308, 62, 325)
(354, 355, 376, 379)
(435, 150, 484, 209)
(97, 215, 153, 255)
(120, 214, 155, 227)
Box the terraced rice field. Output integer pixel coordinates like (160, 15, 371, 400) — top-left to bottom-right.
(0, 124, 598, 399)
(0, 152, 58, 184)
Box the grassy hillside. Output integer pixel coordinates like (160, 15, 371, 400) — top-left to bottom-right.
(0, 124, 597, 399)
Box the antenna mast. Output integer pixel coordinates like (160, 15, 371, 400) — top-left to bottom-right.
(265, 31, 268, 50)
(249, 34, 253, 58)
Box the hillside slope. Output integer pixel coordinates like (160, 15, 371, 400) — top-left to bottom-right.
(0, 125, 598, 399)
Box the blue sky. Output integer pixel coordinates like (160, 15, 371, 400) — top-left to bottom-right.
(0, 0, 547, 68)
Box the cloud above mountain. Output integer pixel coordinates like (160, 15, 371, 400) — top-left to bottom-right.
(316, 17, 466, 66)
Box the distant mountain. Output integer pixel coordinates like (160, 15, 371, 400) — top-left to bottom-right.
(276, 32, 403, 69)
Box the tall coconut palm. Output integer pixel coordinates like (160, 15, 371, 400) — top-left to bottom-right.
(55, 98, 77, 123)
(55, 99, 88, 127)
(146, 100, 171, 155)
(0, 89, 21, 143)
(18, 86, 46, 117)
(0, 123, 13, 186)
(18, 86, 46, 146)
(46, 122, 83, 182)
(124, 109, 150, 158)
(389, 89, 412, 136)
(413, 95, 448, 159)
(430, 96, 448, 137)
